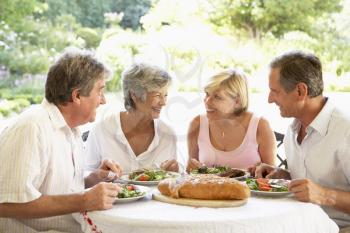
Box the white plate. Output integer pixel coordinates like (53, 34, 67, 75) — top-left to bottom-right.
(114, 185, 150, 203)
(119, 172, 180, 186)
(250, 190, 292, 197)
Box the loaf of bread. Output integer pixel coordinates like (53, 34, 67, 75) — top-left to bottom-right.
(158, 174, 250, 200)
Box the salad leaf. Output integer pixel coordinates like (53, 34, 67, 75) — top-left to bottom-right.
(129, 169, 176, 181)
(117, 185, 145, 198)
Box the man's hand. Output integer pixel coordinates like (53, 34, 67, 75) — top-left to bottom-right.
(83, 182, 121, 211)
(250, 163, 291, 179)
(160, 159, 179, 172)
(186, 158, 203, 173)
(289, 179, 335, 206)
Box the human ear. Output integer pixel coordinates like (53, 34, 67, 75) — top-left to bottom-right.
(71, 89, 81, 104)
(296, 83, 308, 99)
(130, 91, 137, 103)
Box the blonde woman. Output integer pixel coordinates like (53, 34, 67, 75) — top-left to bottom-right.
(187, 69, 276, 172)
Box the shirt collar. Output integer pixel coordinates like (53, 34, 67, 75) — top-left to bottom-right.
(290, 97, 334, 136)
(115, 111, 160, 152)
(290, 118, 301, 132)
(41, 98, 70, 130)
(309, 97, 334, 136)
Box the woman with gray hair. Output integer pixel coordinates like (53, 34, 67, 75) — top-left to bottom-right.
(85, 63, 179, 173)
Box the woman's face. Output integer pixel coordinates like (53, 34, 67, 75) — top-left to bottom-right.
(134, 86, 168, 119)
(204, 88, 238, 119)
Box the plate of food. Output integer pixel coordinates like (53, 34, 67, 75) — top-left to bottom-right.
(114, 184, 150, 203)
(190, 166, 249, 180)
(246, 178, 292, 197)
(120, 169, 180, 185)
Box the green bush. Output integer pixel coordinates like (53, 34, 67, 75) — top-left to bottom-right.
(106, 63, 124, 92)
(76, 27, 101, 48)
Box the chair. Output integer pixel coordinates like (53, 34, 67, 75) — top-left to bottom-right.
(82, 131, 90, 142)
(274, 131, 288, 169)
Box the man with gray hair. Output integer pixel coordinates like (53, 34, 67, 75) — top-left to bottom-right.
(252, 51, 350, 232)
(0, 49, 122, 233)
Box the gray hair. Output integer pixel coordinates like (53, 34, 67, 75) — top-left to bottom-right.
(122, 63, 172, 110)
(269, 51, 323, 97)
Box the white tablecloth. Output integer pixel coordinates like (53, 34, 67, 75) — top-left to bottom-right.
(74, 189, 339, 233)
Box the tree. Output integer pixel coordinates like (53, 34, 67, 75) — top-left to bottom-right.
(113, 0, 151, 30)
(207, 0, 342, 39)
(0, 0, 39, 29)
(42, 0, 151, 30)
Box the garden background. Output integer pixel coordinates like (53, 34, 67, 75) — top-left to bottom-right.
(1, 0, 350, 163)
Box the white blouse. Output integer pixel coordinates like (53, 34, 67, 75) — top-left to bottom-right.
(0, 99, 84, 233)
(85, 111, 178, 173)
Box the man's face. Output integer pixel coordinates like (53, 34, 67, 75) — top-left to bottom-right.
(268, 68, 298, 118)
(79, 79, 106, 123)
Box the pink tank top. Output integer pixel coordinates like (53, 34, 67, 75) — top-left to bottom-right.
(198, 114, 261, 169)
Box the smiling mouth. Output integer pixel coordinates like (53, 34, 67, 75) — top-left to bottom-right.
(153, 108, 162, 113)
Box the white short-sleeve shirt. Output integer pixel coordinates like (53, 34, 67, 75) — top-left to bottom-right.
(285, 98, 350, 227)
(85, 111, 178, 173)
(0, 99, 84, 233)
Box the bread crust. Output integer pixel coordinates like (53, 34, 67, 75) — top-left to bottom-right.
(158, 174, 250, 200)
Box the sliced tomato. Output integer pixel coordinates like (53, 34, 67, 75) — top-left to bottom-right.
(127, 185, 135, 191)
(258, 185, 272, 191)
(256, 178, 269, 184)
(138, 174, 150, 181)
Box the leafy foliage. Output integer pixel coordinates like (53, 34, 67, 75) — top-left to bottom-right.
(76, 27, 101, 48)
(43, 0, 151, 29)
(1, 0, 350, 118)
(207, 0, 342, 38)
(114, 0, 152, 30)
(0, 0, 38, 29)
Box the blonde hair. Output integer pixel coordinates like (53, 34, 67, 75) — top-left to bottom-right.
(204, 69, 249, 115)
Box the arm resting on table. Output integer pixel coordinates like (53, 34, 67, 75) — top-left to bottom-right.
(326, 188, 350, 214)
(0, 194, 86, 218)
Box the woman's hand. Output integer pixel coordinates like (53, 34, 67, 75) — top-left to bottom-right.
(250, 162, 290, 179)
(160, 159, 179, 172)
(98, 159, 123, 181)
(186, 158, 203, 173)
(85, 159, 123, 188)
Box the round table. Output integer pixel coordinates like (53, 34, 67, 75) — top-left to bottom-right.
(75, 189, 339, 233)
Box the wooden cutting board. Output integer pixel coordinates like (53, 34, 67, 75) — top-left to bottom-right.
(152, 193, 248, 208)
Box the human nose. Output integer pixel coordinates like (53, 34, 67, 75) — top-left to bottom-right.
(159, 95, 166, 106)
(100, 92, 106, 105)
(267, 92, 273, 104)
(204, 95, 211, 104)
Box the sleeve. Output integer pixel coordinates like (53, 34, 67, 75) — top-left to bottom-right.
(338, 129, 350, 184)
(84, 125, 103, 172)
(154, 124, 185, 171)
(0, 121, 43, 203)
